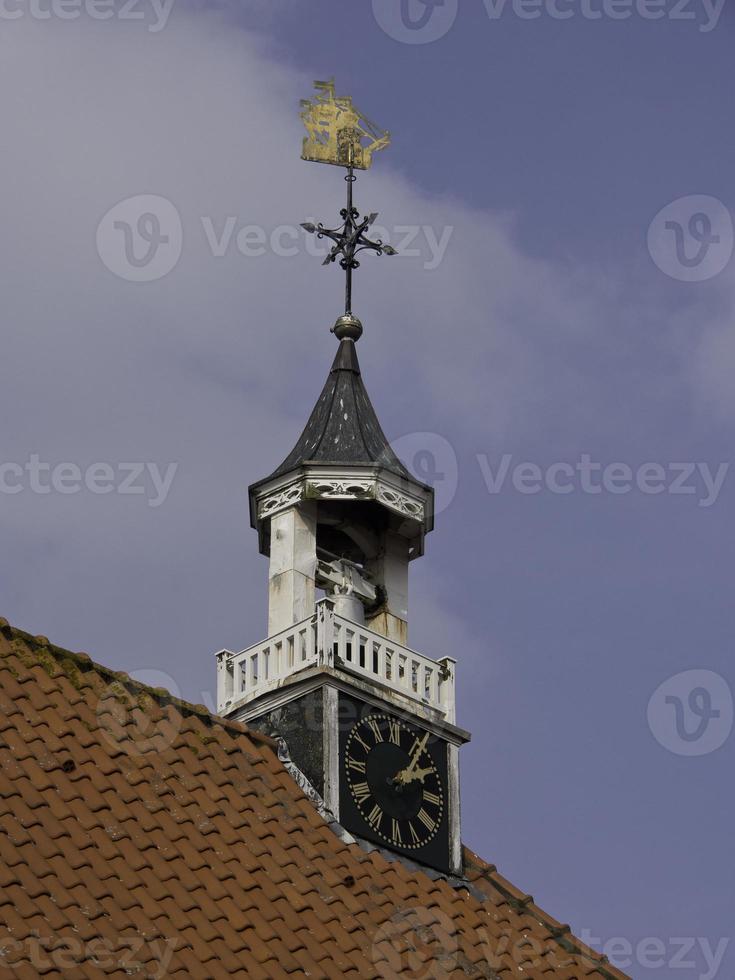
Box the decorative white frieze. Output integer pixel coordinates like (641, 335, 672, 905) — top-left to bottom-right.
(256, 470, 426, 526)
(306, 478, 374, 500)
(375, 484, 425, 521)
(258, 481, 304, 519)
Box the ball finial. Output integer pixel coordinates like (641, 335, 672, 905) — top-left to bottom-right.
(332, 313, 363, 342)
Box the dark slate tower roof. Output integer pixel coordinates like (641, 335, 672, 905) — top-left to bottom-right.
(265, 337, 412, 483)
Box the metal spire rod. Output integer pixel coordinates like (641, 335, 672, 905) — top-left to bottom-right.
(301, 155, 396, 318)
(345, 164, 354, 314)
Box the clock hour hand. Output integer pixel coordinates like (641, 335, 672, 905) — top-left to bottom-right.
(396, 765, 433, 787)
(392, 732, 430, 787)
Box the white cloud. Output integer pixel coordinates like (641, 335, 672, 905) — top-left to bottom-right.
(0, 8, 728, 684)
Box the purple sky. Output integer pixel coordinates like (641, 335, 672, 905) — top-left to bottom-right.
(1, 2, 734, 975)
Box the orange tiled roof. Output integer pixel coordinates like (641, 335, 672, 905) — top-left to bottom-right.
(0, 618, 629, 979)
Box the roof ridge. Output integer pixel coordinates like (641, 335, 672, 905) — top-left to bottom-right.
(351, 364, 388, 467)
(0, 616, 277, 750)
(305, 345, 343, 464)
(465, 849, 628, 980)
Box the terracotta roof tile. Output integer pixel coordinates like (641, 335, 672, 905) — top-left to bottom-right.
(0, 618, 629, 979)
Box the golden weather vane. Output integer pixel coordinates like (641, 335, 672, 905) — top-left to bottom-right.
(299, 79, 397, 339)
(300, 79, 391, 170)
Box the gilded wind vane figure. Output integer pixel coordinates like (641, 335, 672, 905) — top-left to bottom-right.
(300, 80, 397, 339)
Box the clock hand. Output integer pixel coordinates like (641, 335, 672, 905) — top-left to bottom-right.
(397, 765, 433, 787)
(393, 732, 430, 787)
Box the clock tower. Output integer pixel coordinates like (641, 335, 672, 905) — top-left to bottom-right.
(215, 80, 470, 876)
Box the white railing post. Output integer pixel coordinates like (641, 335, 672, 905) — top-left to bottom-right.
(438, 656, 457, 725)
(216, 650, 234, 713)
(316, 598, 335, 669)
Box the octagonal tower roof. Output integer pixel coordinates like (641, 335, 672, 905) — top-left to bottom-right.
(265, 337, 412, 483)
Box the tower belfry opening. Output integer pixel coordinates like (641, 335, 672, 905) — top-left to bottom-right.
(248, 326, 434, 645)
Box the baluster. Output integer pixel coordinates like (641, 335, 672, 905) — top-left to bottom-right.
(216, 652, 234, 709)
(429, 666, 439, 705)
(376, 641, 385, 680)
(344, 628, 353, 665)
(424, 666, 434, 703)
(438, 656, 457, 723)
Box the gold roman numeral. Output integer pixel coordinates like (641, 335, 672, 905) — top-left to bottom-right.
(392, 819, 402, 844)
(348, 758, 366, 774)
(417, 808, 435, 833)
(409, 822, 420, 845)
(353, 732, 370, 753)
(367, 804, 382, 831)
(388, 718, 401, 744)
(366, 716, 383, 742)
(424, 791, 441, 806)
(353, 782, 371, 803)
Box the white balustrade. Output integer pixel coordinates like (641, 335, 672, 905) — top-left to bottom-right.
(216, 599, 456, 723)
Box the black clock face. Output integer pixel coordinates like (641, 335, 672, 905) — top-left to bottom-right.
(340, 701, 448, 867)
